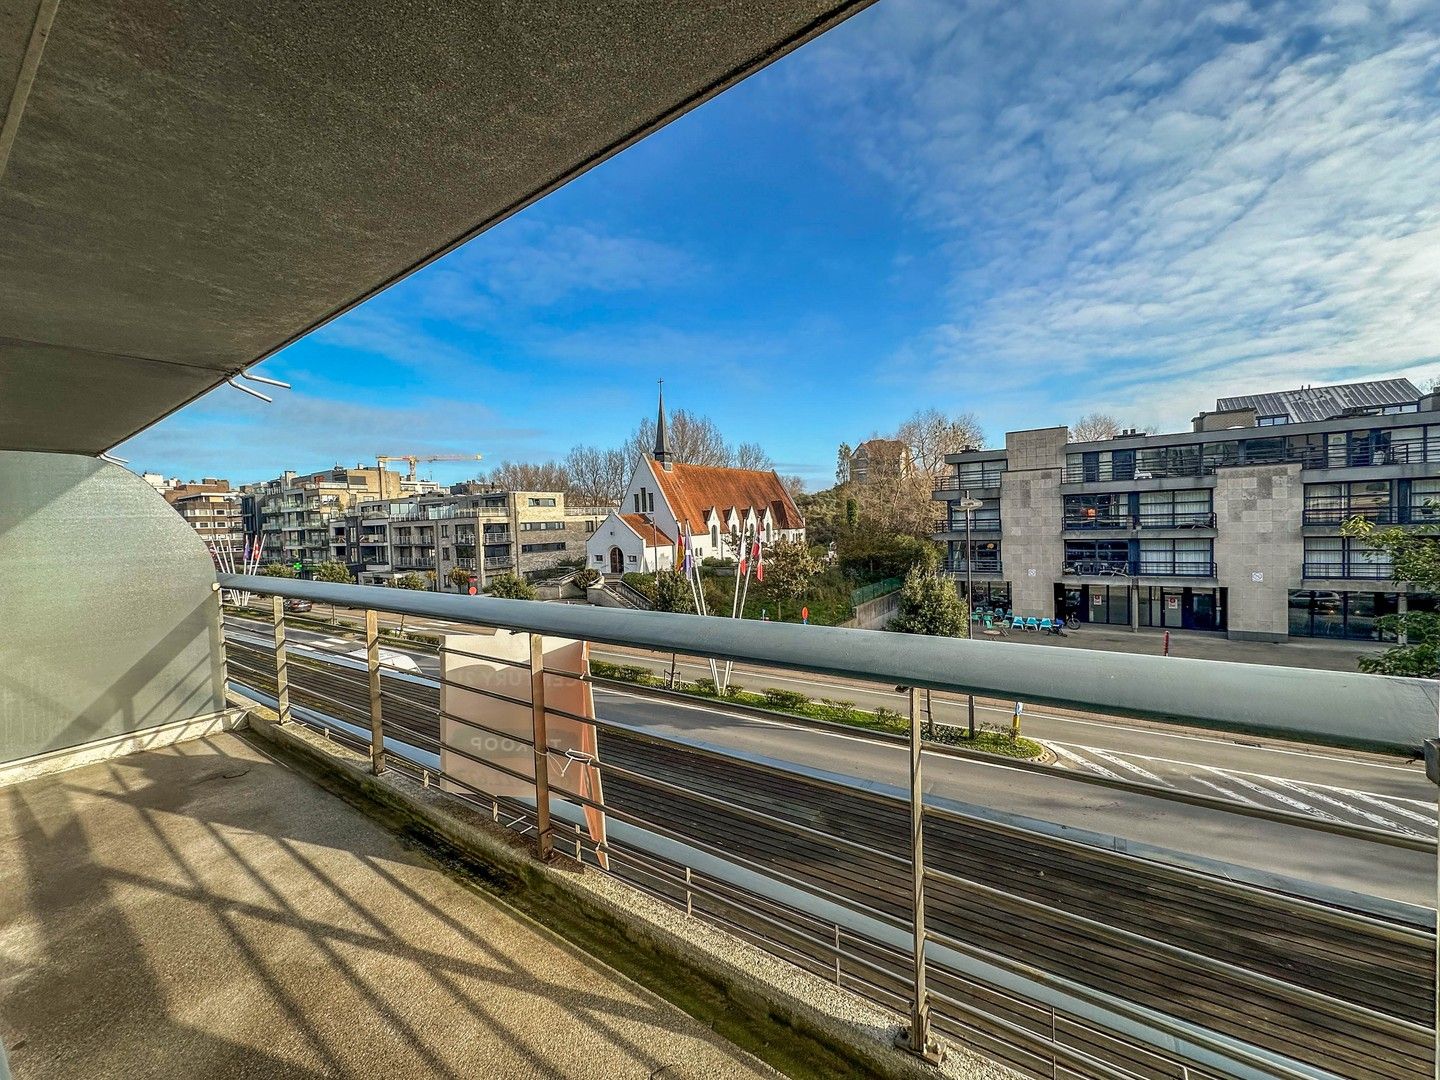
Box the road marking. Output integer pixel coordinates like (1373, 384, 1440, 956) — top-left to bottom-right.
(1264, 777, 1420, 836)
(1048, 743, 1124, 781)
(1081, 747, 1434, 808)
(1319, 786, 1436, 826)
(1195, 767, 1346, 824)
(1193, 778, 1263, 806)
(1062, 745, 1165, 784)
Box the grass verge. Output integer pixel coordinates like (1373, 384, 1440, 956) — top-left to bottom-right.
(591, 660, 1044, 759)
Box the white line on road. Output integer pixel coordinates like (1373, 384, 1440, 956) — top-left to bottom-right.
(1264, 777, 1421, 836)
(1192, 778, 1263, 806)
(1048, 743, 1124, 781)
(1057, 744, 1165, 784)
(1196, 767, 1347, 824)
(1339, 787, 1437, 826)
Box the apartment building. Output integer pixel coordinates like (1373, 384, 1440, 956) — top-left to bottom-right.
(171, 488, 246, 563)
(934, 378, 1438, 642)
(338, 488, 605, 589)
(248, 465, 404, 570)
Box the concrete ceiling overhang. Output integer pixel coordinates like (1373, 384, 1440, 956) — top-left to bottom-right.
(0, 0, 873, 454)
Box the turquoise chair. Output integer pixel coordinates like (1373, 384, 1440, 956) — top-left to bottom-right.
(1024, 617, 1039, 631)
(983, 615, 995, 631)
(1039, 618, 1053, 632)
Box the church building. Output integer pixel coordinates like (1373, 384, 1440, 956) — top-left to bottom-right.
(586, 393, 806, 575)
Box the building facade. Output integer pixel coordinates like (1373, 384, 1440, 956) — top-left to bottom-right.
(934, 379, 1437, 642)
(850, 438, 913, 485)
(338, 488, 604, 589)
(159, 479, 246, 563)
(586, 392, 804, 574)
(248, 465, 404, 570)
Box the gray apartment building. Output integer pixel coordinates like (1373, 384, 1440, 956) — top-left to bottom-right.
(338, 487, 606, 590)
(934, 378, 1439, 642)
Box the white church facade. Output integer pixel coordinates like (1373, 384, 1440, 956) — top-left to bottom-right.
(586, 395, 805, 575)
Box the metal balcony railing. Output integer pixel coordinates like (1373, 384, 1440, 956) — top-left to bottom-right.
(1064, 438, 1436, 484)
(1064, 512, 1216, 530)
(933, 473, 1005, 498)
(1302, 560, 1395, 580)
(1062, 560, 1217, 578)
(219, 573, 1436, 1080)
(942, 559, 1003, 576)
(941, 515, 1002, 533)
(1299, 505, 1440, 527)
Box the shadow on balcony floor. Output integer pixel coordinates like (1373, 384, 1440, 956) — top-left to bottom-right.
(0, 732, 776, 1080)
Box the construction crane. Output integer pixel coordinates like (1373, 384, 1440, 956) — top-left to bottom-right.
(377, 453, 482, 482)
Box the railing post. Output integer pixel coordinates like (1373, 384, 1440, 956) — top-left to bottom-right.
(896, 688, 942, 1063)
(272, 595, 291, 725)
(529, 632, 554, 860)
(366, 608, 385, 774)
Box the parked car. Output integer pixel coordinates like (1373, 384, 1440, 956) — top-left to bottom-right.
(283, 598, 312, 613)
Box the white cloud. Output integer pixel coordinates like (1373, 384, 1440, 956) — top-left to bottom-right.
(791, 0, 1440, 427)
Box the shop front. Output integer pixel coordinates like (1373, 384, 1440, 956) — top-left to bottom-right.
(1055, 584, 1227, 631)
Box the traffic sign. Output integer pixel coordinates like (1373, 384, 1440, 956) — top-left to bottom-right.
(958, 498, 983, 511)
(468, 586, 478, 595)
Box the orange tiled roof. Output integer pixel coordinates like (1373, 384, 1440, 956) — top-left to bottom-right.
(619, 513, 673, 548)
(645, 460, 803, 533)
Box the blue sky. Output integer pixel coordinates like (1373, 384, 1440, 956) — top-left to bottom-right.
(121, 0, 1440, 490)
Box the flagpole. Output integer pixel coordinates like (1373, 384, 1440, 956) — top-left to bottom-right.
(684, 525, 721, 686)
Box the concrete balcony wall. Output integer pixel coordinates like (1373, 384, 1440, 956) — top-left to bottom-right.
(0, 452, 227, 767)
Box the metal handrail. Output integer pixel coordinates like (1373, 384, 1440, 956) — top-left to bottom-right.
(218, 573, 1435, 750)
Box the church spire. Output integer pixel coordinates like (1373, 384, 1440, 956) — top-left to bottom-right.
(653, 379, 673, 470)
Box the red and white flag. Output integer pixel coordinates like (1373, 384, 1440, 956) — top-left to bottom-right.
(753, 539, 764, 582)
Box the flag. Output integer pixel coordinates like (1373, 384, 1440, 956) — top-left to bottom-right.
(682, 526, 693, 575)
(755, 540, 764, 583)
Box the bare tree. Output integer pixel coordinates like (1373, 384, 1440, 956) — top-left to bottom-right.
(485, 460, 569, 491)
(733, 441, 774, 471)
(627, 408, 734, 467)
(781, 474, 807, 500)
(895, 408, 984, 480)
(1071, 413, 1121, 442)
(563, 445, 628, 506)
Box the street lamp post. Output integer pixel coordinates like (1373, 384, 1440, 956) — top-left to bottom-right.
(958, 490, 983, 739)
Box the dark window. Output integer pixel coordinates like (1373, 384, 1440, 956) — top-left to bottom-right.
(529, 497, 557, 507)
(521, 541, 566, 553)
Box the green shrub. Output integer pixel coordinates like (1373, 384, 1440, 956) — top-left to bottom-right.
(762, 688, 810, 711)
(872, 706, 906, 727)
(692, 677, 718, 695)
(816, 698, 858, 724)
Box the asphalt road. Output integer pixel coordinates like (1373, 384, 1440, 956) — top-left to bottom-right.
(226, 615, 1436, 908)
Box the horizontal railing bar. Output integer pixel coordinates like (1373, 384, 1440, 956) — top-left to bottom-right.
(591, 673, 1435, 853)
(922, 864, 1428, 1040)
(920, 926, 1352, 1080)
(918, 799, 1432, 941)
(219, 573, 1438, 752)
(588, 756, 912, 869)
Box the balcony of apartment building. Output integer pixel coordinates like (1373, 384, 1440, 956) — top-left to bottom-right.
(935, 509, 1001, 538)
(10, 10, 1440, 1080)
(932, 459, 1007, 502)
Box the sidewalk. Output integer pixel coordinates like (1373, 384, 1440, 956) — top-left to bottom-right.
(988, 623, 1385, 672)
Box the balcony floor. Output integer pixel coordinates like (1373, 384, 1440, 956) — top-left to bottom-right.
(0, 733, 775, 1080)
